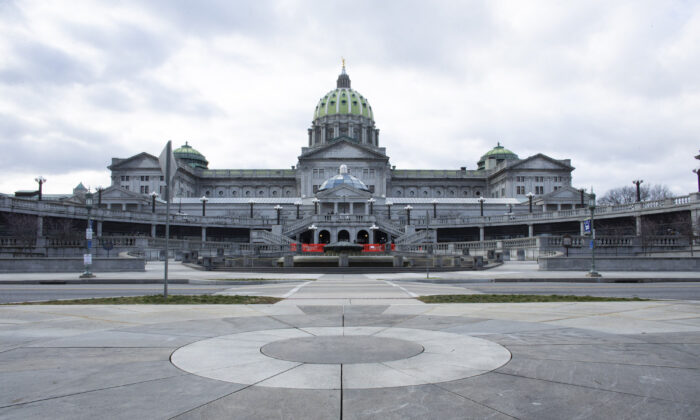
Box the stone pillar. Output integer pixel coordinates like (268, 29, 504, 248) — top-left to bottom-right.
(349, 202, 354, 215)
(36, 216, 43, 238)
(333, 123, 339, 138)
(635, 216, 642, 236)
(308, 128, 312, 147)
(334, 202, 338, 214)
(393, 255, 404, 267)
(201, 226, 207, 242)
(121, 203, 127, 211)
(580, 221, 585, 236)
(338, 253, 349, 267)
(283, 255, 294, 267)
(349, 125, 354, 139)
(313, 230, 319, 244)
(96, 221, 103, 237)
(151, 224, 157, 238)
(361, 124, 367, 143)
(322, 125, 327, 144)
(479, 226, 485, 241)
(528, 224, 534, 237)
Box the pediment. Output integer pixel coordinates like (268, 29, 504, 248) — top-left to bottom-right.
(299, 140, 388, 161)
(108, 153, 161, 170)
(101, 186, 147, 201)
(509, 154, 573, 171)
(316, 184, 372, 199)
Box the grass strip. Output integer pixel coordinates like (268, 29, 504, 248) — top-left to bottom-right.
(12, 295, 282, 305)
(418, 294, 650, 303)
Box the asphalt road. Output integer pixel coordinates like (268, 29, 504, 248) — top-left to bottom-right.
(2, 280, 700, 303)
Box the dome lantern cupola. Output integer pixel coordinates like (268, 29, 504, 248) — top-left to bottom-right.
(336, 59, 351, 88)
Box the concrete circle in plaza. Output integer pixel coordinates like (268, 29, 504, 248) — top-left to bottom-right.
(171, 327, 511, 389)
(261, 335, 424, 364)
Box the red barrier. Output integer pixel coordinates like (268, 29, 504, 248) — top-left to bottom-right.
(301, 244, 326, 252)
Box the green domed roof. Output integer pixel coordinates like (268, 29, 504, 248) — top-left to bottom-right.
(477, 143, 519, 170)
(313, 66, 374, 121)
(174, 142, 209, 169)
(313, 88, 374, 120)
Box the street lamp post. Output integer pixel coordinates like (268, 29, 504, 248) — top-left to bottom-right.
(34, 176, 46, 201)
(312, 198, 320, 215)
(527, 192, 534, 213)
(633, 179, 643, 202)
(386, 200, 393, 219)
(368, 197, 375, 215)
(151, 191, 158, 213)
(80, 192, 95, 278)
(274, 205, 283, 225)
(294, 200, 302, 219)
(478, 196, 485, 217)
(431, 199, 438, 218)
(404, 205, 413, 226)
(200, 196, 208, 217)
(248, 199, 255, 218)
(308, 224, 318, 244)
(587, 192, 601, 278)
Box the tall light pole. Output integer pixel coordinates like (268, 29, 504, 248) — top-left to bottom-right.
(404, 205, 413, 226)
(308, 224, 318, 244)
(274, 205, 283, 225)
(312, 197, 320, 215)
(34, 176, 46, 201)
(81, 191, 95, 278)
(633, 179, 643, 202)
(527, 192, 534, 213)
(248, 199, 255, 218)
(431, 199, 438, 218)
(367, 197, 375, 215)
(587, 192, 601, 278)
(386, 200, 393, 219)
(294, 200, 302, 219)
(200, 196, 208, 217)
(151, 191, 158, 213)
(478, 196, 485, 217)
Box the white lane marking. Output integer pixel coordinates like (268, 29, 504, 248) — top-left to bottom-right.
(384, 280, 418, 298)
(283, 281, 312, 298)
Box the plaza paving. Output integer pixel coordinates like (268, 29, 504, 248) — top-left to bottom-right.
(1, 268, 700, 419)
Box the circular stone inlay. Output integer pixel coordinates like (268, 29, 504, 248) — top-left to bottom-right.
(261, 335, 424, 364)
(170, 327, 511, 389)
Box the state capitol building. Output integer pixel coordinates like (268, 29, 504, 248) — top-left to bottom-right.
(104, 64, 587, 244)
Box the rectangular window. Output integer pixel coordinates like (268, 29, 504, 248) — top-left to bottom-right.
(369, 185, 375, 193)
(144, 186, 149, 194)
(535, 186, 544, 194)
(124, 185, 129, 190)
(313, 185, 319, 193)
(369, 169, 375, 177)
(363, 168, 369, 177)
(160, 176, 164, 181)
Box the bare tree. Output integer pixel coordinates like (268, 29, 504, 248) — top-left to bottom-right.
(599, 184, 673, 205)
(2, 213, 37, 249)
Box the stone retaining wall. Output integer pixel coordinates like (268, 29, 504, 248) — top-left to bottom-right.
(0, 257, 146, 273)
(539, 256, 700, 271)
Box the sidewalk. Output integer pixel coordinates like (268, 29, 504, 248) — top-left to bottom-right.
(0, 260, 698, 284)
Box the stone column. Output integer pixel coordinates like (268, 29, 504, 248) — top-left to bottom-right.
(122, 203, 127, 211)
(97, 221, 103, 237)
(528, 224, 534, 237)
(635, 216, 642, 236)
(201, 226, 207, 242)
(151, 224, 157, 238)
(308, 129, 312, 147)
(36, 216, 43, 238)
(333, 123, 339, 138)
(322, 125, 327, 144)
(580, 221, 585, 236)
(361, 125, 367, 144)
(349, 202, 354, 215)
(334, 202, 338, 214)
(479, 226, 485, 241)
(313, 230, 319, 244)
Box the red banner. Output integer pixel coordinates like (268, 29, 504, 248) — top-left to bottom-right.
(292, 244, 395, 252)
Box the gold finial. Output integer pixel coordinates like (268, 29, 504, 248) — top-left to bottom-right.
(341, 57, 345, 69)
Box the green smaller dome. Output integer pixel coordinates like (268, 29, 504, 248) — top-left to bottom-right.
(477, 143, 519, 170)
(174, 142, 209, 169)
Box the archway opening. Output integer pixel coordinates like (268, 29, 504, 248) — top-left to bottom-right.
(318, 230, 331, 244)
(356, 230, 369, 244)
(337, 230, 350, 242)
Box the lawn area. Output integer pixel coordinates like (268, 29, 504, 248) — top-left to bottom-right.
(418, 294, 649, 303)
(13, 295, 282, 305)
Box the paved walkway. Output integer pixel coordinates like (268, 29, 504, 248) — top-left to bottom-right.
(1, 269, 699, 419)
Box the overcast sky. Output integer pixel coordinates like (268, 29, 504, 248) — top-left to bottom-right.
(1, 0, 698, 196)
